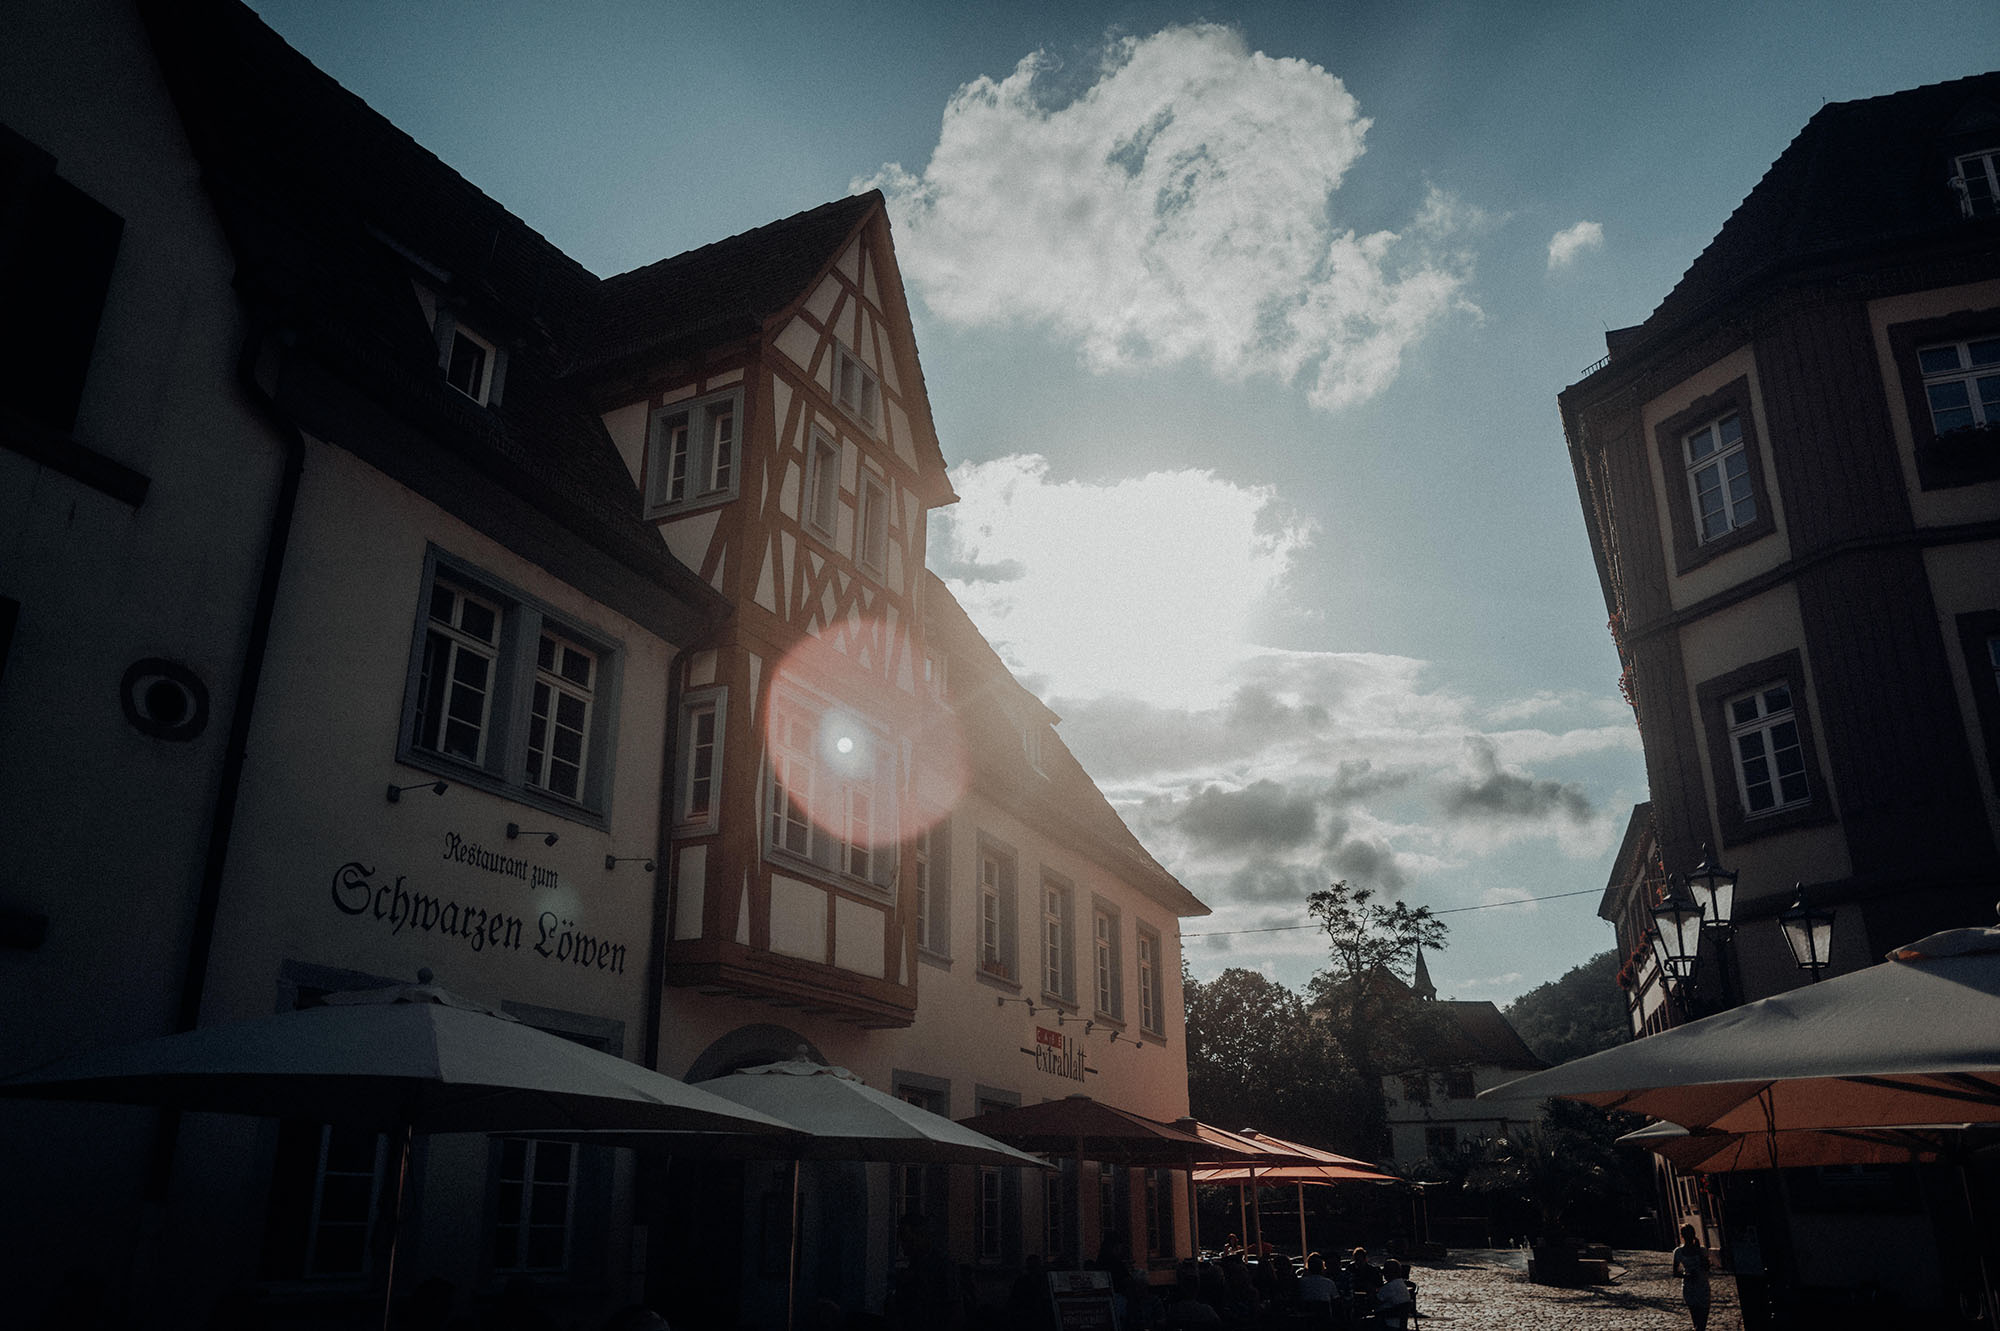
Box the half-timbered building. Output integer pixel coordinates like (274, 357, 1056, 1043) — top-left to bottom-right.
(2, 2, 1210, 1326)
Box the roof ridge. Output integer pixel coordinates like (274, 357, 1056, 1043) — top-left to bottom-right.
(601, 191, 881, 289)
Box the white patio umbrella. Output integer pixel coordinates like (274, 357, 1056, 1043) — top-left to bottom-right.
(0, 975, 790, 1327)
(1481, 925, 2000, 1135)
(550, 1057, 1051, 1331)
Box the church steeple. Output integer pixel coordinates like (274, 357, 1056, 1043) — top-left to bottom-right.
(1411, 946, 1437, 1001)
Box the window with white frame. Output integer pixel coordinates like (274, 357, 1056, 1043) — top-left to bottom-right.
(401, 553, 619, 817)
(1136, 926, 1163, 1035)
(806, 430, 841, 540)
(1042, 876, 1074, 1003)
(275, 1124, 387, 1280)
(444, 324, 497, 404)
(977, 1167, 1004, 1262)
(896, 1079, 948, 1225)
(647, 388, 742, 514)
(1092, 904, 1123, 1018)
(1684, 411, 1757, 544)
(763, 687, 896, 891)
(835, 344, 879, 431)
(676, 691, 724, 829)
(493, 1137, 577, 1273)
(977, 840, 1017, 981)
(526, 632, 595, 802)
(1917, 335, 2000, 436)
(1727, 681, 1812, 816)
(1951, 149, 2000, 218)
(858, 471, 889, 575)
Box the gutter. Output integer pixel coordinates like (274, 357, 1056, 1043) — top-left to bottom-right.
(147, 321, 305, 1200)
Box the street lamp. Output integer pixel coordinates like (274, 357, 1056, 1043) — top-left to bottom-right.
(1683, 846, 1738, 934)
(1777, 883, 1836, 981)
(1649, 877, 1705, 989)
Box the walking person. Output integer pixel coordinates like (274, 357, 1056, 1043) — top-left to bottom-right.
(1672, 1224, 1712, 1331)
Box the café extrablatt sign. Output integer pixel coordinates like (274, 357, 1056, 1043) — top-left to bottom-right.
(1022, 1024, 1092, 1082)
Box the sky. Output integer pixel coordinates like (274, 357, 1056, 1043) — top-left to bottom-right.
(246, 0, 1999, 1006)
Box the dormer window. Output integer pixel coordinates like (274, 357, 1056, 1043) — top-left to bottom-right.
(646, 387, 743, 515)
(835, 346, 879, 431)
(445, 325, 496, 404)
(1950, 149, 2000, 218)
(1021, 719, 1044, 775)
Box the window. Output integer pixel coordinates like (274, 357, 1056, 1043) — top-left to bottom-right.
(895, 1077, 948, 1228)
(858, 472, 889, 575)
(1443, 1067, 1477, 1100)
(764, 687, 896, 891)
(527, 632, 595, 801)
(977, 1167, 1004, 1262)
(915, 817, 951, 957)
(1425, 1125, 1459, 1159)
(1022, 722, 1045, 774)
(1890, 308, 2000, 488)
(494, 1137, 577, 1273)
(1917, 336, 2000, 436)
(977, 839, 1018, 982)
(400, 551, 620, 819)
(806, 430, 841, 539)
(445, 324, 496, 404)
(1683, 411, 1757, 544)
(1951, 148, 2000, 218)
(1399, 1072, 1431, 1106)
(1653, 376, 1774, 573)
(260, 1123, 387, 1281)
(647, 388, 743, 513)
(1726, 678, 1813, 818)
(1136, 926, 1164, 1035)
(0, 125, 123, 437)
(835, 344, 879, 431)
(676, 690, 725, 829)
(1697, 649, 1832, 846)
(923, 648, 948, 700)
(1092, 904, 1122, 1019)
(1042, 877, 1075, 1003)
(1144, 1169, 1165, 1257)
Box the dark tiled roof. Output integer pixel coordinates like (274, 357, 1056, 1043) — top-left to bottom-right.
(923, 574, 1208, 917)
(1424, 1001, 1546, 1071)
(1637, 71, 2000, 347)
(578, 194, 882, 377)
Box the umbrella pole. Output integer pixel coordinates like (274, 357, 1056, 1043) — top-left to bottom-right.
(377, 1121, 413, 1331)
(1297, 1182, 1307, 1261)
(1958, 1161, 2000, 1327)
(1236, 1183, 1247, 1250)
(1074, 1141, 1088, 1269)
(1248, 1166, 1265, 1257)
(1185, 1157, 1201, 1259)
(786, 1159, 801, 1331)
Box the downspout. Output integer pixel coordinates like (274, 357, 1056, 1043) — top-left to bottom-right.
(147, 322, 305, 1198)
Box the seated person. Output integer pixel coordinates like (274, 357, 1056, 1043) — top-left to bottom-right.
(1376, 1259, 1417, 1329)
(1296, 1253, 1337, 1316)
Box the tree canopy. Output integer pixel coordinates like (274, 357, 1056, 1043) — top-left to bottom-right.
(1502, 950, 1630, 1065)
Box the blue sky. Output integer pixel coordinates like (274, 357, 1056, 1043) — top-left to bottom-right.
(247, 0, 1998, 1004)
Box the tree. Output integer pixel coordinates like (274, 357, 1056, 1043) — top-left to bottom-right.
(1502, 950, 1630, 1065)
(1182, 965, 1371, 1150)
(1303, 881, 1449, 1156)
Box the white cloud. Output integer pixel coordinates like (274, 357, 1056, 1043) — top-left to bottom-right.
(1547, 220, 1604, 270)
(861, 24, 1477, 410)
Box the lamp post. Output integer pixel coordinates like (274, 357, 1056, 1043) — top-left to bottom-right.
(1777, 884, 1836, 981)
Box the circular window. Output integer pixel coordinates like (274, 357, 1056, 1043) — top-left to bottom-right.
(122, 658, 210, 742)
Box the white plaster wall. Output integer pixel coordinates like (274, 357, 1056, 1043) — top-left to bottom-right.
(204, 436, 677, 1034)
(1641, 345, 1793, 610)
(1676, 587, 1854, 898)
(1869, 279, 2000, 529)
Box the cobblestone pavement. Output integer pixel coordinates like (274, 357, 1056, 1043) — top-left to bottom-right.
(1408, 1249, 1741, 1331)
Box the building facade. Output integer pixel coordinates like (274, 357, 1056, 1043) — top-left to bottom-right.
(1, 2, 1209, 1327)
(1562, 75, 2000, 1316)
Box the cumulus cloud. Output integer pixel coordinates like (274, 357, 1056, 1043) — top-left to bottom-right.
(862, 24, 1477, 410)
(1547, 220, 1604, 270)
(1440, 736, 1595, 828)
(1180, 780, 1319, 851)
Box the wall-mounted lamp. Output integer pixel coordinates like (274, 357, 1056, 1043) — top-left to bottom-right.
(505, 822, 558, 847)
(386, 780, 449, 803)
(605, 854, 657, 872)
(995, 995, 1039, 1017)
